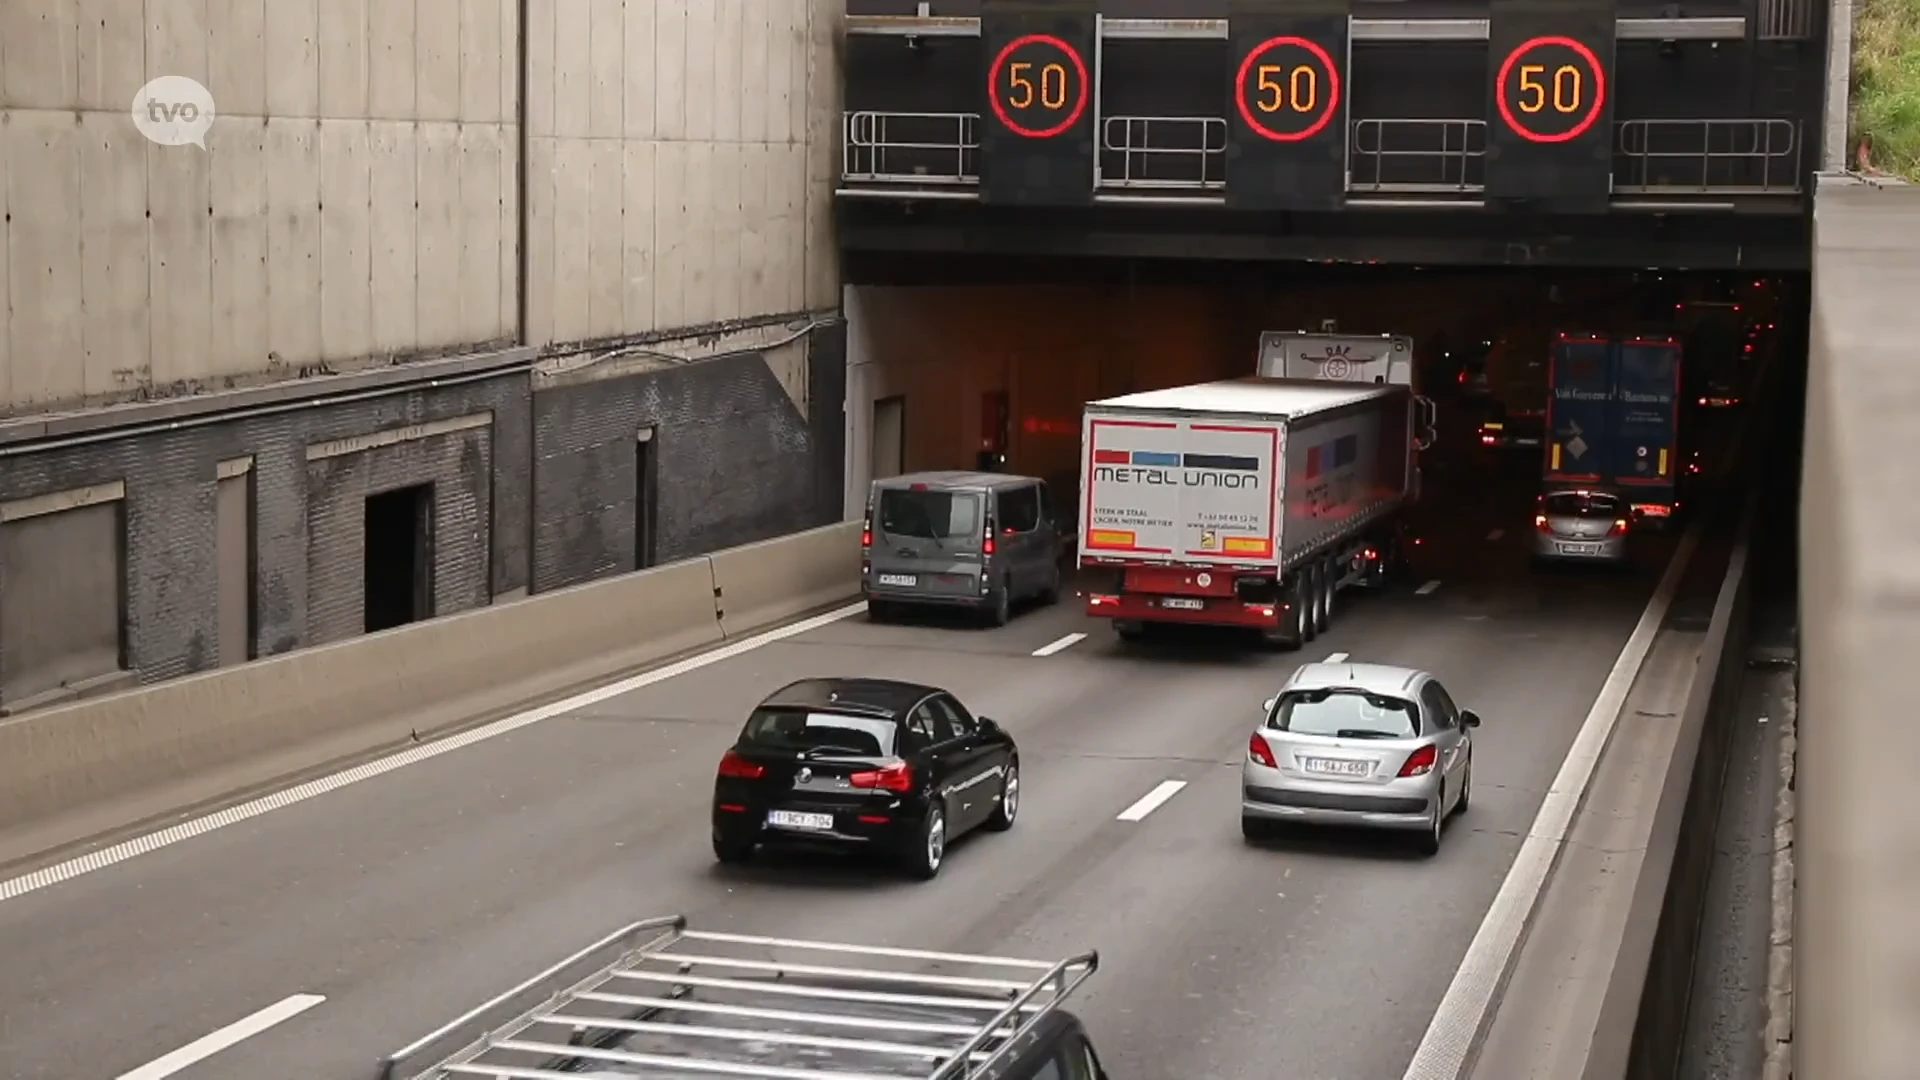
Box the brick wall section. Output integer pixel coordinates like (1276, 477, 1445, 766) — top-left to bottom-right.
(305, 430, 495, 646)
(0, 375, 532, 695)
(531, 344, 843, 592)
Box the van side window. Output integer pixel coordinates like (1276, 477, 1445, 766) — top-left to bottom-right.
(999, 485, 1040, 533)
(1035, 482, 1054, 524)
(1059, 1039, 1099, 1080)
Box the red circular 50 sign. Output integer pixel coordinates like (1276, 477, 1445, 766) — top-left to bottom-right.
(1494, 35, 1607, 144)
(1234, 36, 1341, 143)
(987, 34, 1090, 139)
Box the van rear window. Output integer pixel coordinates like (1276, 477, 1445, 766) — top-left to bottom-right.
(878, 489, 982, 545)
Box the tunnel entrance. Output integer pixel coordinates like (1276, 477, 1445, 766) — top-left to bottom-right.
(364, 484, 434, 633)
(842, 265, 1801, 518)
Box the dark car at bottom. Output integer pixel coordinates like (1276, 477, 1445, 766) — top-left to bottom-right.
(712, 678, 1020, 879)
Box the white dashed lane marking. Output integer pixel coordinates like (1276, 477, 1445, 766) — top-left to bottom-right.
(1032, 632, 1088, 657)
(1116, 780, 1188, 822)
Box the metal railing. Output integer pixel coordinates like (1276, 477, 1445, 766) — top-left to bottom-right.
(1613, 118, 1803, 195)
(1756, 0, 1818, 39)
(842, 110, 979, 185)
(1348, 118, 1487, 194)
(1098, 115, 1228, 190)
(379, 915, 1100, 1080)
(837, 111, 1804, 202)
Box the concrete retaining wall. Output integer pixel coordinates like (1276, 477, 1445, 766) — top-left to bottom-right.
(0, 520, 862, 861)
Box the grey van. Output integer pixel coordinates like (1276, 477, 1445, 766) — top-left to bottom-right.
(862, 471, 1063, 626)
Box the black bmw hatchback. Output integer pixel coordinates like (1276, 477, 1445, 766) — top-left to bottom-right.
(711, 678, 1020, 879)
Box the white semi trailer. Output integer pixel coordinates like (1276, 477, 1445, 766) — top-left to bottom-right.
(1077, 377, 1412, 647)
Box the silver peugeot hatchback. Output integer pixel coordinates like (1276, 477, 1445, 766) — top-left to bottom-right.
(1242, 662, 1481, 855)
(1532, 488, 1631, 566)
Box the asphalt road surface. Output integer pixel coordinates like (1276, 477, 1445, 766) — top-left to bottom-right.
(0, 464, 1681, 1080)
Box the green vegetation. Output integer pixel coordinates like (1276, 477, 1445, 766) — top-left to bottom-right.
(1852, 0, 1920, 180)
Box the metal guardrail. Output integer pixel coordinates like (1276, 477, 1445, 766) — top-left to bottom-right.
(839, 113, 1802, 201)
(845, 15, 1750, 43)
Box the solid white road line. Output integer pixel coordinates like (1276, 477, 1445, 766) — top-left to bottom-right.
(1416, 579, 1443, 595)
(1032, 632, 1088, 657)
(1323, 652, 1349, 663)
(1116, 780, 1188, 822)
(1486, 528, 1506, 541)
(1399, 522, 1703, 1080)
(116, 993, 326, 1079)
(0, 601, 871, 906)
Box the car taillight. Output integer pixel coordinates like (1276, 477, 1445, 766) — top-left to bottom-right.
(861, 526, 871, 548)
(717, 750, 765, 779)
(1610, 519, 1629, 535)
(982, 522, 995, 555)
(1534, 513, 1551, 532)
(1248, 733, 1278, 768)
(850, 762, 914, 792)
(1397, 745, 1438, 778)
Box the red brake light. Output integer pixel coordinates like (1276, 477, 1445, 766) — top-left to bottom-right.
(718, 750, 765, 779)
(1534, 513, 1551, 532)
(1610, 518, 1629, 535)
(850, 762, 913, 792)
(1248, 733, 1278, 768)
(1397, 745, 1438, 777)
(982, 522, 995, 555)
(861, 527, 871, 548)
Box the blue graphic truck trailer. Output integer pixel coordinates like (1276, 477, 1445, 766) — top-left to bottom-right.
(1543, 332, 1684, 523)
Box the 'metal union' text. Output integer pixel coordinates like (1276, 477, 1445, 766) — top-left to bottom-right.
(1094, 466, 1262, 490)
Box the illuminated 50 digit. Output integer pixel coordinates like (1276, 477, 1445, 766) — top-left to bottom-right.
(1254, 64, 1318, 114)
(1516, 63, 1583, 114)
(1008, 60, 1070, 110)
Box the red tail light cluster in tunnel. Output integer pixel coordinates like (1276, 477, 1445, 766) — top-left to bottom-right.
(1248, 734, 1278, 768)
(851, 762, 914, 792)
(1398, 744, 1438, 777)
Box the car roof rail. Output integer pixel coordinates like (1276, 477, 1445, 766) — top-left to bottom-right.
(376, 915, 1099, 1080)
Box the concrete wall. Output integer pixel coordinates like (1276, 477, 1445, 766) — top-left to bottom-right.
(1796, 174, 1920, 1080)
(522, 0, 841, 347)
(0, 0, 842, 416)
(0, 0, 519, 414)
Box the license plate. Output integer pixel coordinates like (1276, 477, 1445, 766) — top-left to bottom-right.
(1301, 757, 1371, 777)
(876, 573, 916, 587)
(1160, 597, 1204, 610)
(768, 810, 834, 830)
(1556, 543, 1601, 555)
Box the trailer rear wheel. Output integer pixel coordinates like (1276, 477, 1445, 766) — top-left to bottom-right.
(1298, 579, 1318, 644)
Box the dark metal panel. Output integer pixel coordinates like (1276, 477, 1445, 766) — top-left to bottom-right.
(836, 199, 1813, 270)
(978, 0, 1099, 206)
(843, 35, 984, 187)
(1224, 0, 1352, 210)
(1484, 0, 1617, 208)
(1348, 43, 1488, 194)
(1097, 38, 1230, 192)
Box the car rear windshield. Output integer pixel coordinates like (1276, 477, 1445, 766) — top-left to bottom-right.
(1270, 689, 1420, 739)
(877, 488, 982, 546)
(1543, 492, 1623, 517)
(741, 709, 897, 758)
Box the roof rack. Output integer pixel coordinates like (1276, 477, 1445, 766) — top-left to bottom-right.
(377, 915, 1098, 1080)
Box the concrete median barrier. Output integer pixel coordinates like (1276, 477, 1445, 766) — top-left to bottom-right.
(0, 522, 864, 863)
(710, 520, 864, 639)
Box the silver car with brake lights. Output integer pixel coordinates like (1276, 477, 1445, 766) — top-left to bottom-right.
(1241, 662, 1480, 856)
(1532, 488, 1631, 565)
